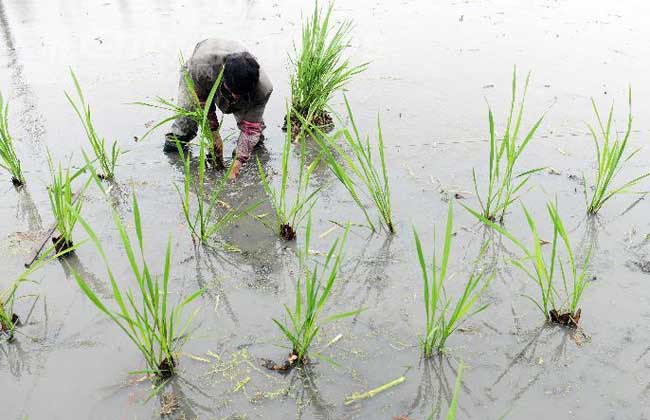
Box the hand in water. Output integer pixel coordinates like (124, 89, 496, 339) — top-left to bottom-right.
(229, 160, 242, 181)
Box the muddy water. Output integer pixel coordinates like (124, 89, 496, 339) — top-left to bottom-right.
(2, 0, 650, 418)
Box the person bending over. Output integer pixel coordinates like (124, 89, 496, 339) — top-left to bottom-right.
(164, 38, 273, 180)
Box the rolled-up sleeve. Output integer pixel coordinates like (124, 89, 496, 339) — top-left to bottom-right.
(234, 120, 264, 163)
(233, 88, 271, 163)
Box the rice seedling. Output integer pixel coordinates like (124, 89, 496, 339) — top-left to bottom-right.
(1, 246, 66, 339)
(272, 216, 358, 366)
(46, 154, 90, 255)
(0, 281, 24, 340)
(72, 193, 203, 378)
(0, 91, 25, 186)
(471, 67, 546, 224)
(287, 0, 368, 133)
(464, 201, 591, 327)
(0, 274, 35, 340)
(306, 97, 393, 233)
(66, 69, 122, 180)
(413, 200, 493, 357)
(257, 111, 321, 240)
(584, 87, 649, 214)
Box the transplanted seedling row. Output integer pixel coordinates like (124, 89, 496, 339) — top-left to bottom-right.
(1, 2, 648, 416)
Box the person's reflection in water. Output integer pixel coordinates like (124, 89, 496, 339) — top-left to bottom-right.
(208, 143, 286, 291)
(291, 134, 332, 192)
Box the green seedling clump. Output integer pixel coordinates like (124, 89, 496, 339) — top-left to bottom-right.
(272, 216, 358, 367)
(73, 193, 203, 379)
(584, 87, 649, 214)
(0, 279, 26, 339)
(414, 200, 492, 357)
(0, 92, 25, 186)
(1, 247, 65, 340)
(258, 109, 320, 241)
(465, 201, 591, 328)
(66, 69, 122, 180)
(46, 155, 89, 255)
(307, 96, 393, 233)
(287, 0, 367, 134)
(472, 67, 546, 224)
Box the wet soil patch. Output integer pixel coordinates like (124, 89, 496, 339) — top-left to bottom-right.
(549, 308, 581, 328)
(280, 223, 297, 241)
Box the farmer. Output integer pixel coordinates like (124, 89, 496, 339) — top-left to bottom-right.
(164, 38, 273, 180)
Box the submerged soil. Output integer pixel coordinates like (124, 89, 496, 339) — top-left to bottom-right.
(549, 308, 582, 328)
(52, 235, 74, 255)
(280, 223, 297, 241)
(2, 0, 650, 419)
(283, 110, 334, 138)
(262, 351, 303, 372)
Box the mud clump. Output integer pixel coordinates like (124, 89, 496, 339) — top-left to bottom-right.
(1, 314, 20, 340)
(11, 177, 23, 187)
(282, 111, 334, 138)
(280, 223, 297, 241)
(261, 352, 306, 372)
(0, 313, 19, 332)
(549, 308, 581, 328)
(158, 356, 176, 379)
(52, 236, 74, 256)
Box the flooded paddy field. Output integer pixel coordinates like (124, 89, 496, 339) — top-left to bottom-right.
(2, 0, 650, 419)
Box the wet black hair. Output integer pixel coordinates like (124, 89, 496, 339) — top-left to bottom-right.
(223, 52, 260, 96)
